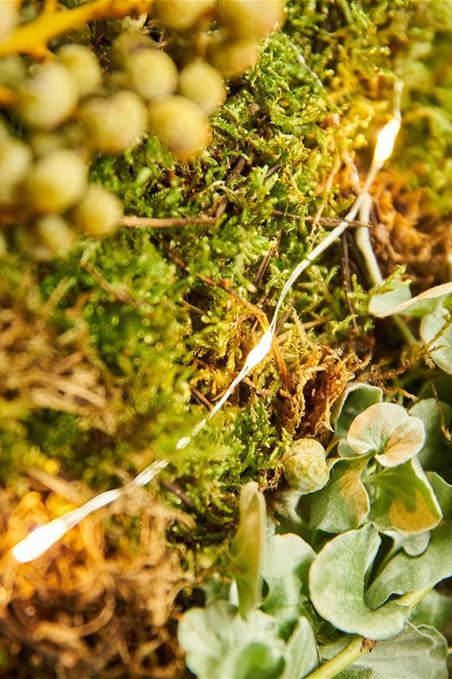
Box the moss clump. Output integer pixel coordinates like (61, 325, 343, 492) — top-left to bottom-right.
(0, 0, 451, 676)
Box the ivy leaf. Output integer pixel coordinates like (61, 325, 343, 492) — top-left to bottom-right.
(367, 458, 442, 534)
(309, 458, 370, 533)
(309, 525, 408, 639)
(369, 281, 452, 318)
(409, 399, 452, 470)
(420, 305, 452, 374)
(261, 533, 315, 624)
(368, 280, 412, 318)
(366, 521, 452, 609)
(281, 617, 318, 679)
(178, 602, 285, 679)
(322, 625, 448, 679)
(346, 403, 425, 467)
(232, 481, 266, 617)
(332, 383, 383, 439)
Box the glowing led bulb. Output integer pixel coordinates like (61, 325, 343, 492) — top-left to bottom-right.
(12, 518, 68, 563)
(373, 117, 400, 166)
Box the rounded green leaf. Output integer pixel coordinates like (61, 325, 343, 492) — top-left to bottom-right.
(347, 403, 425, 467)
(321, 625, 448, 679)
(366, 521, 452, 609)
(332, 382, 383, 439)
(281, 617, 318, 679)
(262, 533, 315, 622)
(368, 280, 412, 318)
(309, 525, 408, 639)
(409, 399, 452, 470)
(367, 459, 442, 534)
(309, 458, 370, 533)
(232, 481, 266, 617)
(420, 305, 452, 375)
(178, 602, 285, 679)
(369, 281, 452, 318)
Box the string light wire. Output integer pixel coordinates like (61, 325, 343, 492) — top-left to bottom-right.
(12, 84, 403, 564)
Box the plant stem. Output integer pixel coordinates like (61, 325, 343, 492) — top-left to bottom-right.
(0, 0, 152, 58)
(121, 215, 216, 228)
(306, 637, 376, 679)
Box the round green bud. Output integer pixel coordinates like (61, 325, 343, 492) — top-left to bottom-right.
(217, 0, 284, 39)
(73, 185, 123, 238)
(0, 55, 26, 87)
(124, 49, 178, 101)
(0, 1, 18, 40)
(148, 95, 209, 159)
(16, 62, 79, 129)
(111, 31, 155, 68)
(153, 0, 215, 32)
(57, 44, 102, 98)
(35, 214, 75, 257)
(207, 33, 260, 78)
(179, 59, 226, 115)
(79, 90, 147, 154)
(0, 137, 32, 204)
(25, 149, 87, 213)
(282, 439, 329, 495)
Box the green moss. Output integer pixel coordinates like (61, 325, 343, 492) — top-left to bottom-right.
(1, 0, 451, 554)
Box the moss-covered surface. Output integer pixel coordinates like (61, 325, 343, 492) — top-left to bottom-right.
(0, 1, 451, 676)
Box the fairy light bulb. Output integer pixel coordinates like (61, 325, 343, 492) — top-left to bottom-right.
(373, 117, 401, 166)
(12, 518, 68, 563)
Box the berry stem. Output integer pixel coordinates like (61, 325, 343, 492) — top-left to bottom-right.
(0, 0, 153, 59)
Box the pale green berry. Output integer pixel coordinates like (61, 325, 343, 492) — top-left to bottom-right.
(179, 59, 226, 115)
(16, 63, 79, 129)
(154, 0, 215, 32)
(57, 44, 102, 98)
(16, 226, 51, 261)
(0, 1, 17, 40)
(0, 55, 26, 87)
(217, 0, 284, 39)
(0, 137, 32, 204)
(36, 214, 75, 257)
(124, 49, 178, 101)
(79, 90, 147, 154)
(148, 95, 209, 159)
(207, 33, 260, 78)
(282, 439, 329, 495)
(25, 149, 87, 213)
(73, 185, 123, 237)
(111, 31, 155, 68)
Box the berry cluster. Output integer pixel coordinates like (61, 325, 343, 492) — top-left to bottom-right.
(0, 0, 284, 258)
